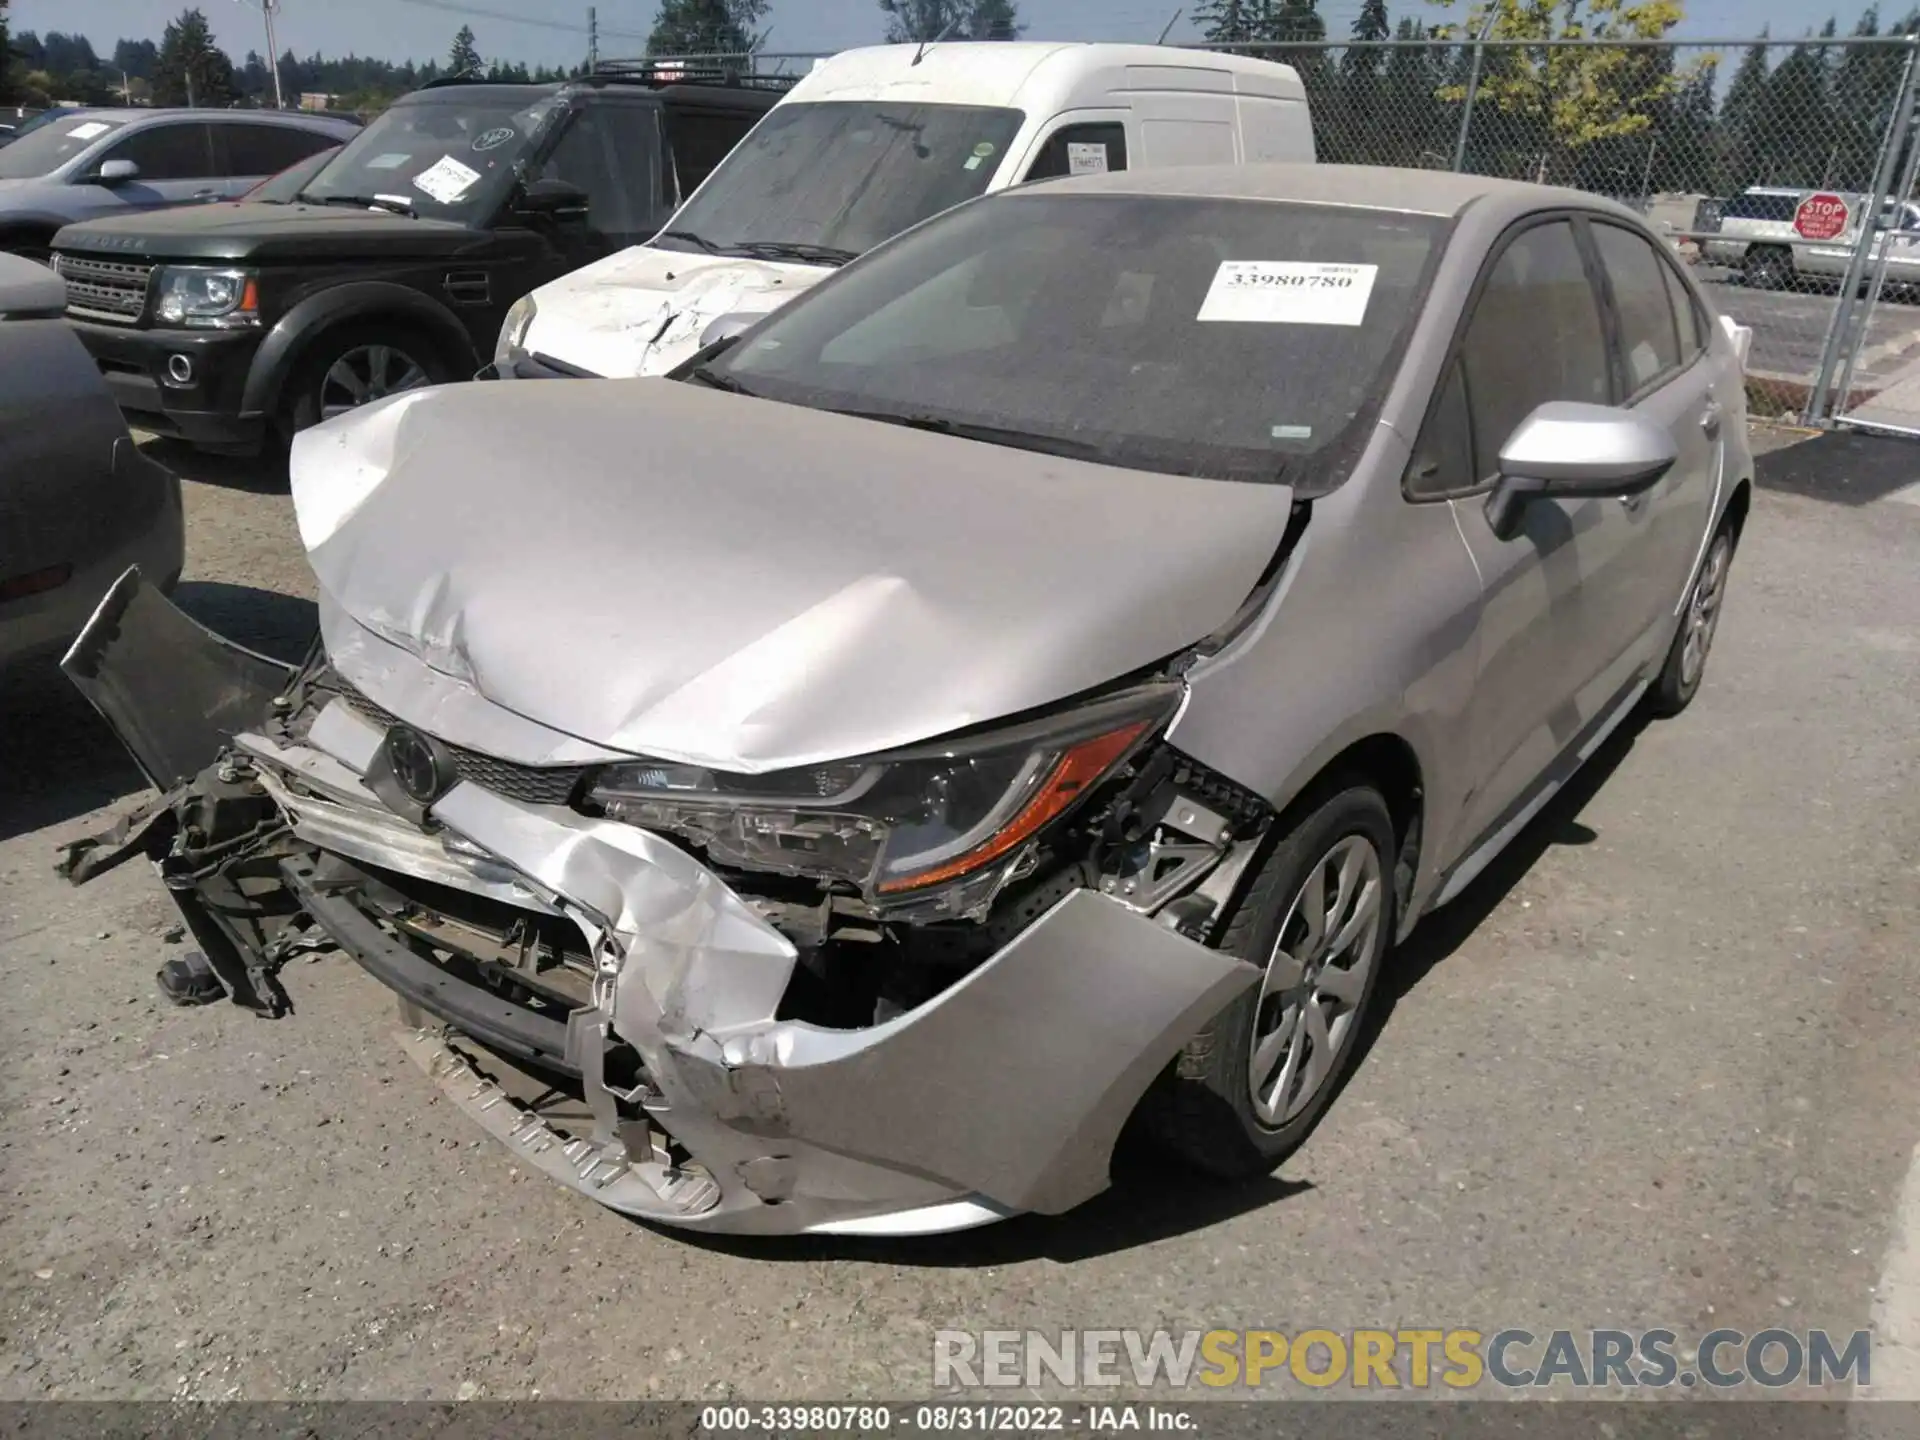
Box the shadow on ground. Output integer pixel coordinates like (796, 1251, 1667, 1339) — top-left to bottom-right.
(137, 435, 289, 494)
(0, 582, 314, 842)
(1755, 428, 1919, 505)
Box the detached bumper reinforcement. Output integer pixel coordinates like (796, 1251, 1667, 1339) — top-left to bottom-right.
(279, 853, 578, 1078)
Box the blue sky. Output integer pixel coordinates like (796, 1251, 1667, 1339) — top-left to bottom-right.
(7, 0, 1861, 71)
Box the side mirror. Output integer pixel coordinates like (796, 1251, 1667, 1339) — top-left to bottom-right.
(515, 178, 590, 221)
(92, 158, 140, 185)
(1484, 402, 1678, 542)
(698, 311, 760, 349)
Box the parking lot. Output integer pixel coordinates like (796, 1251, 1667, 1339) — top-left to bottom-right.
(1698, 270, 1920, 401)
(0, 429, 1915, 1401)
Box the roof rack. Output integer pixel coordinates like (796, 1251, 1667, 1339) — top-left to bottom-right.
(586, 59, 801, 93)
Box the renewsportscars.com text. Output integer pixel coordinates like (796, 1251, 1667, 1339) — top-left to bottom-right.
(932, 1327, 1874, 1391)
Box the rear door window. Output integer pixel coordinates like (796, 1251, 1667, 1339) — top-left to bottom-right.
(1661, 261, 1703, 359)
(1591, 222, 1683, 394)
(218, 123, 338, 179)
(1023, 123, 1129, 182)
(102, 121, 216, 181)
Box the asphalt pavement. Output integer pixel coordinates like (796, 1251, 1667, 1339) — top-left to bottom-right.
(1698, 270, 1920, 398)
(0, 431, 1916, 1403)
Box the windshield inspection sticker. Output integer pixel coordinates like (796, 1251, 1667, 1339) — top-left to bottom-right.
(411, 154, 483, 204)
(66, 121, 112, 141)
(365, 152, 412, 170)
(964, 141, 997, 173)
(473, 126, 517, 153)
(1198, 261, 1380, 326)
(1067, 142, 1109, 175)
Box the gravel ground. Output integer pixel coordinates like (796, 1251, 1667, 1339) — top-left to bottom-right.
(0, 427, 1916, 1402)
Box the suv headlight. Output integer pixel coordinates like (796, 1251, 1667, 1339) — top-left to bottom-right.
(154, 266, 259, 329)
(495, 292, 537, 367)
(584, 684, 1181, 908)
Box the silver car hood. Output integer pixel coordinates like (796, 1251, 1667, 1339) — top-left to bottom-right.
(290, 379, 1296, 774)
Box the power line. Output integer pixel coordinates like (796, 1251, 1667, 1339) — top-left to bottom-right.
(387, 0, 652, 42)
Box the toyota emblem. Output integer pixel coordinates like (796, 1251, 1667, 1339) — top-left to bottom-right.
(383, 725, 454, 805)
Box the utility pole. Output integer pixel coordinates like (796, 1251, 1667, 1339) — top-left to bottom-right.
(588, 6, 599, 71)
(234, 0, 287, 107)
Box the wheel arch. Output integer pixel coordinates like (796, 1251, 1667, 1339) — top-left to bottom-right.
(1722, 476, 1752, 549)
(241, 282, 477, 418)
(1264, 731, 1427, 935)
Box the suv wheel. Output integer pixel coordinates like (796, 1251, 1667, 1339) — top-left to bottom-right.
(281, 324, 451, 440)
(1140, 782, 1396, 1179)
(1743, 246, 1795, 291)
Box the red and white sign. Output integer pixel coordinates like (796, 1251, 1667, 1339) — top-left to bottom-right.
(1795, 192, 1851, 241)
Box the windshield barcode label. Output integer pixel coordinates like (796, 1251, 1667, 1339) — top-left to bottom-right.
(1198, 261, 1379, 326)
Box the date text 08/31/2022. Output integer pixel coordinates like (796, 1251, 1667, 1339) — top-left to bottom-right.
(700, 1406, 1196, 1433)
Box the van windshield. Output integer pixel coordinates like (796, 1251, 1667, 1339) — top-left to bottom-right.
(655, 101, 1025, 264)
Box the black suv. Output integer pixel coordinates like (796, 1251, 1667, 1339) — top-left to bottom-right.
(47, 71, 787, 455)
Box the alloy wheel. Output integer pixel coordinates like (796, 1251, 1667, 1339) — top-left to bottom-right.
(1247, 833, 1385, 1128)
(1681, 534, 1731, 691)
(318, 343, 432, 421)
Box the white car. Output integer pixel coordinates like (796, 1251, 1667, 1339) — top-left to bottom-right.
(1699, 186, 1920, 292)
(492, 42, 1318, 380)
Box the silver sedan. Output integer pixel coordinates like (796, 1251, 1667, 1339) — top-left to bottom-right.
(58, 164, 1751, 1237)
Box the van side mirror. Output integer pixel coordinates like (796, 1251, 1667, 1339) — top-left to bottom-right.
(515, 178, 590, 221)
(1484, 401, 1677, 541)
(92, 158, 140, 186)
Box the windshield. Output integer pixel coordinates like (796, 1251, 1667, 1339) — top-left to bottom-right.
(0, 113, 127, 181)
(249, 145, 340, 202)
(657, 101, 1025, 262)
(700, 194, 1447, 483)
(297, 93, 561, 220)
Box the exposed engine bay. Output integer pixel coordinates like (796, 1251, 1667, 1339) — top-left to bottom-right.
(58, 568, 1279, 1236)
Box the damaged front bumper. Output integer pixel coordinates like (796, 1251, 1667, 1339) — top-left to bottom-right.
(59, 572, 1260, 1237)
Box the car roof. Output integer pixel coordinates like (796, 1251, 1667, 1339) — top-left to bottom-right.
(43, 106, 354, 130)
(1016, 162, 1649, 225)
(793, 42, 1306, 110)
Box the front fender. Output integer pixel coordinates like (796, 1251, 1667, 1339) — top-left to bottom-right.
(240, 281, 477, 415)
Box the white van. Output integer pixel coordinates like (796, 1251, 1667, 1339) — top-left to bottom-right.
(494, 42, 1316, 380)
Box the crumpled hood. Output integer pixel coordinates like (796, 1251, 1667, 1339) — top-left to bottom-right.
(291, 379, 1297, 774)
(519, 246, 829, 378)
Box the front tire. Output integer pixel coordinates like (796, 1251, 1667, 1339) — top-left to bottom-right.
(1743, 246, 1795, 292)
(279, 323, 451, 442)
(1143, 783, 1396, 1179)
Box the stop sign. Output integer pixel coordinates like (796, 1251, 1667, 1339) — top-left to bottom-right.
(1795, 192, 1851, 241)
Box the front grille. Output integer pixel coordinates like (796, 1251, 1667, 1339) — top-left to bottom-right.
(54, 253, 153, 325)
(338, 686, 592, 807)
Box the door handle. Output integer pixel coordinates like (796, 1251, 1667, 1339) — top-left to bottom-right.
(1700, 399, 1723, 435)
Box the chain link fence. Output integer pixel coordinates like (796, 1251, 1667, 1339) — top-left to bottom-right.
(645, 33, 1920, 428)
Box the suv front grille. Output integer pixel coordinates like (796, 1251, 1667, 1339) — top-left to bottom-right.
(54, 253, 153, 325)
(338, 686, 592, 808)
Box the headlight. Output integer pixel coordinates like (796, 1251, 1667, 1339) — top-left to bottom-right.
(495, 293, 537, 366)
(585, 684, 1180, 908)
(153, 267, 259, 329)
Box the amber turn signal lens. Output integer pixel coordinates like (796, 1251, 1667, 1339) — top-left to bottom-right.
(876, 720, 1152, 894)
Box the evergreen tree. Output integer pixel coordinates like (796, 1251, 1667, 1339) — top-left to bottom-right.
(448, 24, 482, 75)
(877, 0, 1022, 43)
(1717, 37, 1772, 188)
(152, 8, 234, 107)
